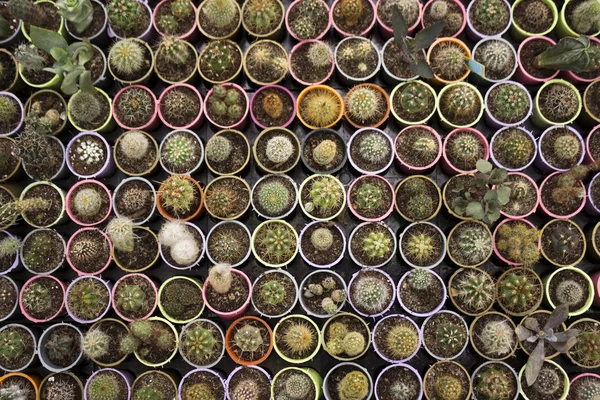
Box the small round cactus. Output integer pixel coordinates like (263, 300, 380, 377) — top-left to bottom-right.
(384, 323, 419, 359)
(255, 221, 298, 265)
(171, 239, 200, 265)
(358, 132, 390, 164)
(533, 367, 560, 395)
(475, 367, 514, 400)
(305, 176, 344, 215)
(265, 135, 294, 164)
(260, 280, 285, 305)
(262, 92, 283, 120)
(244, 0, 278, 33)
(202, 0, 239, 29)
(163, 133, 195, 168)
(158, 36, 190, 65)
(353, 183, 383, 212)
(339, 0, 363, 26)
(109, 39, 146, 77)
(282, 322, 316, 355)
(434, 375, 462, 400)
(106, 217, 135, 253)
(87, 371, 121, 400)
(456, 228, 491, 265)
(283, 373, 311, 399)
(353, 274, 391, 314)
(311, 227, 334, 251)
(553, 134, 581, 162)
(431, 43, 468, 81)
(117, 284, 145, 312)
(299, 88, 342, 128)
(69, 91, 103, 126)
(479, 319, 515, 357)
(233, 324, 264, 353)
(206, 135, 232, 163)
(407, 269, 432, 290)
(185, 383, 214, 400)
(400, 83, 431, 115)
(256, 179, 291, 216)
(362, 231, 392, 261)
(307, 42, 333, 67)
(208, 263, 233, 294)
(313, 139, 337, 166)
(338, 371, 369, 400)
(119, 131, 150, 160)
(182, 326, 216, 363)
(73, 188, 102, 217)
(344, 331, 366, 356)
(491, 84, 530, 123)
(159, 175, 197, 217)
(346, 86, 384, 125)
(499, 271, 539, 311)
(441, 84, 480, 123)
(571, 0, 600, 34)
(476, 40, 513, 78)
(555, 279, 585, 308)
(81, 328, 110, 360)
(107, 0, 141, 33)
(404, 232, 437, 265)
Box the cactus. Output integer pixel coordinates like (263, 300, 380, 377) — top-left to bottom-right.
(549, 223, 582, 258)
(158, 14, 179, 34)
(14, 44, 46, 71)
(340, 0, 363, 26)
(555, 279, 585, 308)
(400, 83, 431, 115)
(209, 85, 243, 121)
(344, 331, 366, 356)
(539, 84, 580, 123)
(384, 323, 419, 359)
(532, 367, 560, 395)
(205, 180, 238, 218)
(299, 87, 342, 128)
(472, 0, 509, 32)
(234, 324, 264, 356)
(123, 320, 175, 356)
(208, 229, 246, 264)
(116, 87, 154, 127)
(56, 0, 94, 34)
(244, 0, 277, 33)
(170, 239, 199, 266)
(441, 84, 479, 123)
(283, 373, 311, 399)
(354, 183, 382, 212)
(406, 194, 435, 221)
(499, 272, 538, 311)
(158, 37, 190, 65)
(479, 320, 515, 356)
(338, 371, 369, 400)
(0, 237, 19, 260)
(495, 222, 540, 267)
(476, 40, 513, 76)
(431, 43, 467, 81)
(0, 198, 49, 229)
(0, 97, 17, 124)
(206, 135, 232, 163)
(184, 383, 214, 400)
(454, 270, 494, 312)
(262, 92, 283, 119)
(67, 278, 108, 320)
(255, 221, 297, 264)
(0, 329, 23, 360)
(44, 329, 76, 364)
(117, 285, 145, 312)
(311, 227, 334, 251)
(435, 323, 463, 353)
(106, 217, 134, 253)
(346, 86, 384, 124)
(160, 280, 197, 317)
(407, 269, 432, 290)
(265, 135, 294, 164)
(107, 0, 141, 33)
(21, 281, 52, 315)
(159, 175, 197, 217)
(358, 132, 389, 164)
(73, 187, 102, 218)
(496, 128, 534, 167)
(572, 330, 600, 367)
(404, 231, 438, 265)
(434, 376, 462, 400)
(289, 0, 328, 39)
(74, 136, 104, 166)
(456, 228, 491, 264)
(362, 231, 392, 261)
(68, 232, 105, 267)
(389, 381, 418, 400)
(7, 0, 44, 26)
(492, 84, 530, 123)
(202, 0, 238, 28)
(571, 0, 600, 34)
(257, 180, 291, 216)
(109, 39, 146, 77)
(163, 133, 196, 168)
(133, 385, 163, 400)
(161, 89, 198, 127)
(81, 328, 110, 359)
(171, 0, 193, 19)
(119, 131, 150, 160)
(307, 42, 332, 67)
(475, 367, 514, 400)
(182, 326, 216, 362)
(87, 371, 120, 400)
(69, 91, 103, 125)
(201, 41, 233, 74)
(305, 176, 344, 215)
(553, 133, 581, 163)
(353, 275, 391, 314)
(260, 280, 285, 305)
(208, 263, 233, 294)
(282, 322, 316, 355)
(313, 140, 337, 166)
(576, 380, 600, 400)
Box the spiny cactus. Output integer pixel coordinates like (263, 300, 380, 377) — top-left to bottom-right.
(22, 281, 52, 315)
(479, 319, 515, 356)
(283, 373, 311, 399)
(299, 87, 342, 128)
(305, 176, 344, 215)
(69, 91, 103, 125)
(346, 86, 384, 125)
(87, 371, 121, 400)
(244, 0, 277, 33)
(431, 42, 467, 80)
(472, 0, 509, 33)
(289, 0, 328, 39)
(14, 44, 46, 72)
(209, 85, 243, 121)
(571, 0, 600, 34)
(122, 320, 175, 356)
(68, 278, 109, 320)
(0, 236, 19, 260)
(158, 14, 179, 35)
(572, 330, 600, 367)
(282, 322, 316, 355)
(160, 280, 198, 317)
(532, 367, 560, 395)
(109, 39, 146, 77)
(435, 323, 463, 353)
(202, 0, 239, 29)
(159, 175, 197, 217)
(117, 284, 145, 312)
(256, 221, 297, 264)
(265, 135, 294, 164)
(538, 84, 580, 123)
(407, 269, 432, 290)
(313, 140, 337, 166)
(474, 367, 514, 400)
(354, 183, 382, 212)
(434, 375, 462, 400)
(184, 383, 214, 400)
(496, 128, 534, 167)
(201, 41, 234, 74)
(450, 133, 482, 166)
(553, 133, 581, 163)
(158, 37, 190, 66)
(7, 0, 44, 26)
(73, 187, 102, 218)
(454, 270, 494, 312)
(107, 0, 141, 33)
(208, 228, 246, 264)
(555, 279, 585, 308)
(362, 231, 392, 261)
(161, 89, 198, 128)
(338, 371, 369, 400)
(404, 231, 437, 265)
(262, 92, 283, 120)
(68, 233, 104, 266)
(400, 83, 431, 115)
(106, 217, 135, 253)
(206, 135, 232, 163)
(208, 263, 233, 294)
(257, 180, 291, 216)
(476, 40, 513, 77)
(576, 380, 600, 400)
(205, 180, 239, 218)
(260, 280, 285, 305)
(496, 222, 540, 267)
(0, 96, 17, 124)
(441, 84, 480, 123)
(353, 275, 391, 314)
(0, 329, 23, 360)
(492, 84, 530, 123)
(339, 0, 363, 26)
(234, 323, 264, 356)
(0, 198, 49, 229)
(119, 131, 150, 160)
(384, 323, 419, 359)
(44, 329, 76, 364)
(163, 133, 196, 168)
(311, 227, 334, 251)
(307, 42, 332, 67)
(358, 132, 390, 164)
(499, 272, 539, 311)
(116, 88, 154, 127)
(456, 228, 491, 264)
(81, 328, 110, 360)
(133, 385, 163, 400)
(183, 326, 216, 362)
(344, 331, 366, 356)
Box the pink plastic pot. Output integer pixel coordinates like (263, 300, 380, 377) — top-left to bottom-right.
(111, 273, 158, 322)
(348, 269, 395, 318)
(158, 83, 204, 130)
(465, 0, 511, 40)
(202, 269, 251, 320)
(285, 0, 331, 40)
(250, 85, 296, 129)
(66, 180, 113, 227)
(499, 172, 540, 219)
(421, 0, 466, 37)
(585, 125, 600, 163)
(515, 36, 559, 85)
(394, 125, 442, 174)
(113, 85, 159, 131)
(586, 172, 600, 217)
(152, 0, 199, 42)
(289, 40, 335, 86)
(539, 171, 586, 219)
(376, 0, 422, 38)
(0, 92, 23, 136)
(204, 82, 249, 130)
(65, 276, 112, 324)
(592, 273, 600, 307)
(570, 373, 600, 391)
(19, 275, 66, 323)
(159, 222, 206, 270)
(397, 269, 446, 317)
(493, 218, 541, 266)
(441, 128, 490, 175)
(66, 228, 113, 276)
(535, 125, 584, 173)
(375, 364, 423, 400)
(561, 36, 600, 84)
(347, 175, 395, 222)
(372, 315, 421, 363)
(489, 127, 537, 172)
(330, 0, 377, 37)
(66, 132, 116, 179)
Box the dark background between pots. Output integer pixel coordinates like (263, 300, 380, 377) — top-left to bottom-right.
(4, 0, 600, 395)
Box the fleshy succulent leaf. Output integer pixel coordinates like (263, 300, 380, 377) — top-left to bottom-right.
(535, 35, 599, 73)
(476, 159, 493, 174)
(516, 325, 533, 342)
(543, 304, 570, 330)
(30, 26, 68, 55)
(410, 20, 445, 51)
(525, 340, 545, 386)
(392, 6, 408, 39)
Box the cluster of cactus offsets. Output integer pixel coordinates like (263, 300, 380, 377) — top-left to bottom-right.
(81, 328, 110, 359)
(15, 123, 54, 171)
(282, 322, 316, 355)
(358, 132, 390, 164)
(384, 323, 419, 359)
(493, 84, 530, 122)
(313, 140, 337, 166)
(244, 0, 277, 33)
(262, 92, 283, 120)
(164, 133, 195, 167)
(300, 87, 342, 128)
(107, 0, 141, 32)
(158, 37, 190, 65)
(283, 373, 312, 399)
(311, 227, 334, 251)
(246, 43, 288, 76)
(326, 322, 366, 357)
(256, 222, 297, 264)
(442, 85, 479, 120)
(206, 135, 232, 163)
(362, 231, 392, 260)
(307, 42, 333, 68)
(431, 43, 467, 80)
(87, 372, 121, 400)
(161, 280, 198, 316)
(69, 91, 103, 125)
(0, 330, 23, 359)
(306, 176, 344, 214)
(404, 180, 435, 220)
(553, 133, 581, 163)
(208, 263, 233, 294)
(555, 279, 585, 308)
(354, 183, 382, 211)
(117, 284, 145, 312)
(400, 83, 431, 115)
(257, 180, 291, 216)
(346, 87, 384, 124)
(202, 0, 238, 28)
(454, 270, 494, 311)
(121, 320, 176, 357)
(456, 229, 491, 264)
(477, 40, 513, 74)
(435, 323, 463, 352)
(210, 85, 243, 120)
(338, 371, 369, 400)
(119, 131, 150, 160)
(532, 367, 561, 395)
(523, 0, 553, 31)
(407, 269, 433, 290)
(404, 232, 437, 265)
(22, 282, 52, 314)
(109, 39, 146, 77)
(475, 367, 513, 400)
(159, 175, 196, 216)
(76, 138, 104, 165)
(572, 0, 600, 33)
(67, 278, 108, 319)
(201, 41, 233, 74)
(265, 135, 294, 164)
(289, 0, 328, 38)
(433, 375, 462, 400)
(496, 222, 540, 266)
(185, 383, 214, 400)
(479, 320, 515, 356)
(472, 0, 509, 31)
(353, 275, 391, 314)
(261, 280, 285, 305)
(572, 329, 600, 366)
(234, 324, 265, 356)
(499, 272, 538, 310)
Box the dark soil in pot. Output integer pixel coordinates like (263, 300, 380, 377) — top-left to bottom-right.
(68, 0, 105, 38)
(199, 41, 242, 82)
(252, 175, 295, 218)
(538, 84, 580, 124)
(22, 276, 63, 320)
(227, 367, 271, 400)
(520, 312, 565, 357)
(487, 85, 530, 125)
(349, 176, 392, 219)
(492, 128, 535, 169)
(336, 38, 378, 79)
(473, 40, 515, 81)
(114, 275, 156, 319)
(540, 174, 583, 216)
(275, 317, 318, 360)
(160, 278, 203, 320)
(0, 51, 17, 92)
(468, 0, 510, 35)
(349, 270, 394, 315)
(273, 369, 316, 400)
(326, 364, 369, 400)
(27, 91, 65, 125)
(207, 86, 246, 127)
(0, 95, 20, 134)
(302, 130, 345, 173)
(374, 316, 419, 361)
(228, 319, 271, 362)
(137, 334, 176, 369)
(87, 47, 105, 84)
(497, 268, 542, 315)
(0, 5, 18, 40)
(205, 272, 249, 312)
(287, 0, 329, 39)
(423, 312, 467, 359)
(0, 276, 16, 319)
(520, 38, 555, 78)
(301, 271, 344, 315)
(395, 177, 440, 221)
(290, 43, 332, 84)
(68, 134, 107, 176)
(111, 44, 151, 82)
(548, 268, 589, 310)
(519, 361, 565, 400)
(332, 0, 374, 34)
(0, 326, 34, 370)
(155, 0, 195, 35)
(43, 325, 80, 367)
(376, 365, 421, 400)
(160, 87, 201, 127)
(425, 362, 470, 400)
(449, 269, 494, 315)
(445, 130, 485, 171)
(447, 221, 491, 266)
(207, 222, 250, 265)
(0, 139, 19, 181)
(114, 229, 158, 270)
(255, 129, 299, 173)
(69, 183, 109, 225)
(198, 0, 240, 38)
(0, 375, 35, 400)
(24, 137, 63, 180)
(156, 44, 196, 82)
(41, 372, 83, 400)
(21, 50, 55, 85)
(205, 178, 250, 219)
(160, 131, 202, 174)
(394, 126, 440, 168)
(541, 127, 582, 169)
(350, 223, 394, 266)
(300, 223, 344, 266)
(350, 129, 391, 172)
(159, 181, 201, 220)
(392, 82, 435, 123)
(89, 320, 128, 365)
(114, 88, 155, 128)
(22, 184, 63, 227)
(23, 2, 61, 34)
(22, 230, 64, 273)
(245, 42, 287, 83)
(67, 278, 109, 321)
(115, 137, 157, 176)
(324, 313, 369, 357)
(472, 362, 517, 400)
(253, 271, 296, 316)
(399, 270, 443, 314)
(206, 131, 248, 174)
(383, 41, 424, 79)
(471, 313, 516, 359)
(513, 0, 554, 33)
(161, 228, 203, 269)
(423, 0, 463, 36)
(401, 224, 443, 267)
(586, 81, 600, 120)
(110, 1, 150, 38)
(132, 371, 177, 400)
(180, 319, 223, 366)
(68, 229, 110, 274)
(90, 370, 128, 400)
(251, 87, 294, 127)
(70, 90, 110, 131)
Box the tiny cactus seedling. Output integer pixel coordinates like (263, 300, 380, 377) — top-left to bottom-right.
(159, 175, 197, 217)
(109, 39, 146, 78)
(260, 280, 285, 305)
(307, 42, 333, 67)
(354, 183, 382, 212)
(499, 272, 538, 311)
(353, 275, 391, 314)
(384, 323, 419, 359)
(208, 263, 233, 294)
(283, 373, 312, 399)
(233, 324, 264, 355)
(202, 0, 239, 29)
(305, 176, 344, 214)
(344, 331, 366, 356)
(362, 231, 392, 261)
(400, 83, 431, 115)
(453, 270, 494, 312)
(119, 131, 150, 160)
(313, 139, 337, 166)
(571, 0, 600, 34)
(475, 367, 513, 400)
(107, 0, 141, 33)
(407, 269, 432, 290)
(158, 37, 190, 65)
(206, 135, 232, 163)
(117, 284, 145, 312)
(338, 371, 369, 400)
(434, 375, 462, 400)
(183, 326, 216, 362)
(358, 132, 390, 164)
(0, 329, 23, 360)
(256, 222, 297, 264)
(479, 319, 515, 357)
(81, 328, 110, 360)
(311, 227, 334, 251)
(265, 135, 294, 165)
(346, 86, 384, 125)
(106, 217, 135, 253)
(262, 92, 283, 120)
(492, 84, 530, 123)
(87, 371, 121, 400)
(282, 322, 316, 355)
(299, 88, 342, 128)
(435, 323, 463, 353)
(496, 222, 540, 267)
(244, 0, 277, 33)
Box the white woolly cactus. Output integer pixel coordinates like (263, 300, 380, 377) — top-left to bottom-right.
(119, 131, 150, 160)
(158, 220, 200, 266)
(106, 217, 135, 252)
(158, 220, 193, 247)
(73, 188, 103, 217)
(208, 263, 233, 293)
(171, 239, 200, 265)
(109, 39, 146, 77)
(266, 135, 294, 164)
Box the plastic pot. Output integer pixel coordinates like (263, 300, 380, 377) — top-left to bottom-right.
(21, 0, 66, 41)
(65, 0, 109, 45)
(108, 38, 155, 85)
(0, 276, 19, 321)
(518, 360, 568, 400)
(348, 222, 396, 268)
(446, 220, 494, 267)
(397, 269, 446, 318)
(321, 312, 371, 361)
(158, 277, 204, 324)
(492, 218, 540, 267)
(0, 138, 22, 183)
(296, 85, 345, 129)
(156, 175, 204, 221)
(0, 3, 22, 48)
(153, 0, 199, 42)
(0, 49, 23, 93)
(334, 37, 381, 86)
(0, 92, 23, 136)
(159, 223, 205, 270)
(372, 314, 421, 363)
(251, 220, 299, 268)
(20, 275, 66, 323)
(298, 174, 346, 221)
(112, 85, 159, 131)
(437, 83, 485, 130)
(470, 37, 518, 85)
(202, 268, 252, 320)
(484, 81, 533, 129)
(532, 79, 582, 128)
(66, 180, 112, 227)
(18, 63, 63, 91)
(206, 221, 252, 268)
(252, 269, 299, 318)
(344, 83, 390, 128)
(251, 174, 298, 220)
(298, 222, 346, 269)
(179, 319, 225, 368)
(544, 266, 593, 316)
(421, 0, 466, 37)
(510, 0, 558, 40)
(539, 171, 586, 219)
(107, 0, 155, 41)
(422, 310, 469, 360)
(515, 36, 559, 85)
(394, 176, 442, 222)
(133, 317, 178, 367)
(65, 276, 111, 324)
(582, 82, 600, 126)
(330, 0, 376, 37)
(67, 88, 115, 134)
(375, 364, 423, 400)
(204, 82, 249, 130)
(21, 229, 66, 275)
(556, 0, 600, 38)
(85, 369, 133, 400)
(448, 269, 495, 316)
(426, 38, 471, 85)
(158, 84, 204, 129)
(380, 37, 423, 84)
(441, 128, 489, 175)
(225, 316, 274, 365)
(489, 127, 537, 172)
(38, 323, 83, 372)
(465, 0, 511, 40)
(470, 312, 518, 361)
(288, 40, 334, 86)
(298, 270, 347, 318)
(285, 0, 331, 40)
(271, 368, 322, 400)
(586, 172, 600, 217)
(348, 269, 395, 317)
(111, 273, 158, 322)
(398, 222, 446, 269)
(66, 228, 112, 276)
(347, 175, 394, 222)
(323, 363, 373, 400)
(250, 85, 296, 130)
(159, 129, 204, 175)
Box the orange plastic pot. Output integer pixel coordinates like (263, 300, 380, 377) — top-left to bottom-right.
(426, 38, 471, 85)
(156, 175, 204, 221)
(225, 316, 273, 366)
(344, 84, 390, 128)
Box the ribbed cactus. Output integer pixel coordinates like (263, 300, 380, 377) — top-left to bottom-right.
(87, 371, 121, 400)
(282, 322, 316, 355)
(406, 194, 434, 221)
(338, 371, 369, 400)
(496, 222, 540, 266)
(539, 84, 580, 123)
(441, 85, 479, 122)
(476, 40, 513, 76)
(260, 280, 285, 304)
(244, 0, 277, 33)
(400, 83, 430, 114)
(208, 229, 246, 264)
(362, 231, 392, 260)
(171, 0, 193, 19)
(479, 320, 515, 356)
(499, 272, 537, 311)
(206, 135, 232, 163)
(299, 87, 342, 128)
(183, 326, 216, 362)
(202, 0, 238, 29)
(346, 86, 383, 124)
(497, 128, 533, 167)
(358, 132, 389, 164)
(163, 133, 195, 168)
(0, 329, 23, 360)
(305, 176, 344, 214)
(256, 180, 291, 216)
(572, 331, 600, 367)
(340, 0, 363, 26)
(158, 37, 190, 65)
(265, 136, 294, 164)
(435, 323, 463, 353)
(158, 14, 179, 34)
(69, 91, 103, 125)
(159, 175, 197, 217)
(107, 0, 141, 33)
(354, 183, 382, 212)
(454, 270, 494, 312)
(492, 84, 529, 123)
(456, 228, 491, 264)
(117, 284, 145, 312)
(262, 93, 283, 119)
(384, 323, 419, 359)
(256, 221, 297, 264)
(532, 367, 560, 395)
(68, 278, 109, 320)
(475, 367, 514, 400)
(307, 42, 332, 67)
(201, 41, 233, 74)
(404, 233, 437, 265)
(234, 324, 264, 354)
(109, 39, 146, 77)
(56, 0, 94, 34)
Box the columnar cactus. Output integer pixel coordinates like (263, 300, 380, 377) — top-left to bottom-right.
(106, 217, 135, 253)
(346, 86, 383, 124)
(338, 371, 369, 400)
(208, 263, 233, 294)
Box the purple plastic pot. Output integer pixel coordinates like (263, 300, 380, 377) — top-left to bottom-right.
(112, 273, 158, 322)
(179, 369, 226, 400)
(375, 364, 423, 400)
(422, 311, 469, 360)
(376, 0, 422, 38)
(66, 228, 113, 276)
(372, 314, 421, 363)
(202, 269, 251, 320)
(299, 221, 346, 268)
(515, 36, 559, 85)
(39, 323, 83, 372)
(85, 369, 133, 400)
(493, 218, 540, 266)
(561, 36, 600, 84)
(499, 172, 540, 219)
(159, 222, 206, 270)
(113, 85, 159, 131)
(0, 92, 23, 136)
(472, 362, 519, 400)
(586, 172, 600, 217)
(285, 0, 331, 40)
(66, 180, 113, 227)
(422, 0, 466, 37)
(441, 128, 490, 175)
(21, 229, 66, 274)
(158, 84, 204, 130)
(534, 125, 584, 173)
(20, 275, 66, 323)
(204, 82, 249, 130)
(153, 0, 200, 42)
(489, 127, 537, 172)
(394, 125, 442, 174)
(466, 0, 511, 40)
(539, 171, 586, 219)
(107, 0, 155, 41)
(330, 0, 376, 37)
(484, 81, 533, 129)
(585, 125, 600, 163)
(65, 276, 112, 324)
(0, 324, 37, 372)
(397, 269, 446, 317)
(226, 366, 272, 400)
(0, 230, 19, 275)
(250, 85, 296, 129)
(347, 175, 394, 222)
(66, 132, 116, 179)
(348, 269, 395, 318)
(289, 40, 335, 86)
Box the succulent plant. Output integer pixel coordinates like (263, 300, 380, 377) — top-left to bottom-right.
(119, 131, 150, 160)
(455, 226, 491, 264)
(209, 85, 243, 121)
(0, 96, 17, 125)
(538, 83, 581, 123)
(403, 230, 438, 265)
(571, 0, 600, 34)
(548, 222, 582, 261)
(81, 328, 110, 360)
(305, 176, 344, 215)
(499, 271, 540, 312)
(160, 280, 198, 317)
(208, 227, 246, 264)
(233, 323, 265, 358)
(0, 236, 18, 260)
(339, 0, 363, 26)
(535, 36, 599, 73)
(260, 280, 285, 305)
(472, 0, 509, 32)
(552, 160, 600, 205)
(69, 90, 104, 126)
(0, 329, 23, 360)
(555, 279, 586, 308)
(245, 42, 288, 79)
(344, 331, 366, 357)
(87, 371, 121, 400)
(354, 183, 382, 212)
(476, 40, 513, 76)
(255, 221, 297, 264)
(532, 366, 561, 395)
(202, 0, 238, 28)
(281, 321, 316, 356)
(117, 284, 145, 312)
(159, 175, 197, 217)
(435, 322, 463, 353)
(107, 0, 141, 33)
(407, 269, 432, 290)
(184, 383, 214, 400)
(208, 263, 233, 294)
(56, 0, 94, 34)
(496, 222, 540, 266)
(496, 128, 534, 168)
(109, 39, 146, 78)
(256, 179, 290, 216)
(299, 87, 342, 128)
(313, 139, 337, 166)
(362, 230, 392, 261)
(346, 86, 384, 124)
(44, 329, 76, 364)
(0, 198, 50, 229)
(206, 135, 232, 163)
(571, 328, 600, 367)
(265, 135, 294, 165)
(399, 82, 431, 115)
(21, 281, 52, 315)
(182, 326, 216, 363)
(121, 320, 175, 357)
(433, 375, 462, 400)
(157, 36, 190, 66)
(338, 371, 369, 400)
(492, 84, 530, 123)
(68, 278, 108, 320)
(353, 274, 391, 314)
(479, 319, 515, 357)
(282, 373, 311, 399)
(310, 227, 334, 251)
(244, 0, 277, 33)
(161, 89, 198, 127)
(384, 322, 419, 359)
(262, 92, 283, 120)
(474, 367, 513, 400)
(453, 270, 494, 312)
(106, 217, 134, 253)
(201, 40, 234, 75)
(441, 84, 481, 124)
(358, 132, 390, 164)
(289, 0, 328, 39)
(307, 42, 332, 67)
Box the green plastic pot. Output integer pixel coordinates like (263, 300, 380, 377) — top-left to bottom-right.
(18, 64, 63, 91)
(518, 359, 569, 400)
(298, 174, 346, 221)
(251, 219, 299, 268)
(273, 315, 321, 364)
(133, 317, 179, 367)
(271, 367, 322, 400)
(510, 0, 558, 41)
(543, 266, 594, 316)
(158, 276, 205, 324)
(390, 80, 437, 127)
(20, 182, 67, 228)
(108, 39, 155, 85)
(532, 79, 582, 128)
(556, 0, 600, 38)
(436, 82, 484, 131)
(67, 88, 115, 134)
(21, 0, 67, 42)
(24, 90, 68, 136)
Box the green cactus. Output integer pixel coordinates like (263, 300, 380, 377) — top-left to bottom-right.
(472, 0, 509, 33)
(431, 43, 468, 81)
(81, 328, 110, 360)
(406, 194, 435, 221)
(160, 281, 198, 316)
(307, 42, 332, 67)
(117, 285, 145, 312)
(400, 83, 431, 115)
(257, 180, 291, 216)
(346, 86, 384, 124)
(0, 330, 23, 360)
(67, 278, 109, 320)
(404, 232, 437, 266)
(0, 97, 17, 123)
(499, 272, 538, 311)
(457, 228, 491, 264)
(260, 280, 285, 305)
(171, 0, 193, 19)
(289, 0, 328, 39)
(109, 39, 146, 77)
(311, 227, 334, 251)
(182, 326, 216, 363)
(577, 380, 600, 400)
(384, 323, 419, 359)
(202, 0, 239, 28)
(106, 217, 134, 253)
(358, 132, 390, 164)
(338, 371, 369, 400)
(340, 0, 363, 26)
(163, 133, 195, 168)
(21, 282, 52, 315)
(492, 84, 530, 123)
(532, 367, 561, 395)
(571, 0, 600, 34)
(200, 41, 233, 74)
(107, 0, 141, 33)
(434, 375, 462, 400)
(313, 140, 337, 166)
(69, 90, 103, 126)
(495, 222, 540, 267)
(571, 330, 600, 367)
(553, 134, 581, 163)
(475, 367, 513, 400)
(283, 373, 311, 399)
(56, 0, 94, 34)
(353, 275, 391, 314)
(234, 324, 264, 356)
(476, 40, 513, 77)
(496, 128, 534, 167)
(159, 175, 197, 217)
(305, 176, 344, 215)
(343, 331, 366, 356)
(206, 135, 232, 163)
(282, 322, 316, 355)
(158, 37, 190, 65)
(354, 183, 382, 212)
(123, 320, 175, 357)
(158, 14, 179, 34)
(184, 383, 214, 400)
(435, 323, 464, 353)
(256, 221, 297, 264)
(0, 236, 19, 260)
(87, 371, 121, 400)
(244, 0, 277, 33)
(134, 385, 163, 400)
(362, 231, 392, 261)
(479, 319, 515, 357)
(209, 85, 243, 121)
(441, 84, 480, 124)
(454, 270, 494, 312)
(44, 330, 76, 365)
(407, 269, 432, 290)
